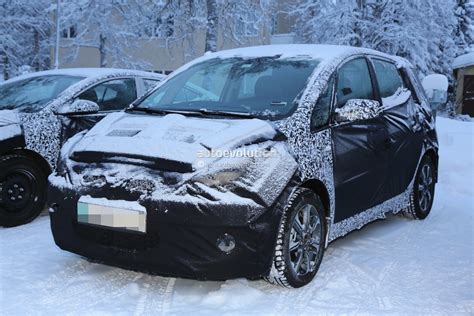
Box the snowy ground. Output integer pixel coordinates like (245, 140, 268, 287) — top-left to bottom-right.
(0, 117, 473, 315)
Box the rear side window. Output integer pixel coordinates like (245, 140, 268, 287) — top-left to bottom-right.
(373, 59, 404, 98)
(78, 78, 137, 111)
(336, 58, 374, 107)
(143, 79, 160, 91)
(400, 68, 423, 104)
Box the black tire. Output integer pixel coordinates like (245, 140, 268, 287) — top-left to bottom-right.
(410, 155, 436, 220)
(0, 154, 47, 227)
(266, 188, 326, 288)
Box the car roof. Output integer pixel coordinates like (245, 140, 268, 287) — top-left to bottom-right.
(170, 44, 410, 76)
(200, 44, 399, 62)
(3, 68, 164, 84)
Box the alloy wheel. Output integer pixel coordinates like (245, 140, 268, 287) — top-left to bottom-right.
(288, 204, 322, 277)
(417, 163, 433, 213)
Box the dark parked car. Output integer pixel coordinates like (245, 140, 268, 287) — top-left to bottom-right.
(0, 68, 163, 227)
(48, 45, 445, 287)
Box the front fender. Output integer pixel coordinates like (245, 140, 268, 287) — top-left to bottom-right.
(0, 124, 25, 155)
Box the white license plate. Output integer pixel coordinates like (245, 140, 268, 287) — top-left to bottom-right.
(77, 196, 146, 233)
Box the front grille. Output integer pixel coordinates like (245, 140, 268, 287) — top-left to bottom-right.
(82, 175, 106, 186)
(126, 179, 156, 193)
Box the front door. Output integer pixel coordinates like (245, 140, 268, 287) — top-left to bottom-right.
(332, 57, 391, 222)
(62, 78, 137, 140)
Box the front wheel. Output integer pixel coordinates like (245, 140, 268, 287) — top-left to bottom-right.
(267, 188, 327, 288)
(410, 155, 436, 219)
(0, 155, 47, 227)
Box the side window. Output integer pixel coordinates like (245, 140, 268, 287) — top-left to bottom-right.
(78, 78, 137, 111)
(336, 58, 374, 107)
(400, 68, 422, 104)
(311, 75, 334, 130)
(143, 79, 160, 91)
(372, 59, 404, 98)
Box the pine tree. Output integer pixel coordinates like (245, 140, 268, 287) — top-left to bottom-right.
(454, 0, 474, 53)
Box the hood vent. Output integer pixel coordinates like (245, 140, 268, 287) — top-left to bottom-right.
(106, 129, 141, 137)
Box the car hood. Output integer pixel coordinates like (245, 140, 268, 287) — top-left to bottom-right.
(70, 112, 278, 172)
(0, 110, 22, 141)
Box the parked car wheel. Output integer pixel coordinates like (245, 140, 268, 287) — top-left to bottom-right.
(267, 188, 326, 288)
(410, 155, 436, 220)
(0, 155, 47, 227)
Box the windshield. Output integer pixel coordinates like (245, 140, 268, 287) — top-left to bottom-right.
(0, 75, 84, 113)
(137, 57, 319, 119)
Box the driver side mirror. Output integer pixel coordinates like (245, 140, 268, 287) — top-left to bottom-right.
(421, 74, 448, 110)
(335, 99, 382, 123)
(55, 99, 100, 115)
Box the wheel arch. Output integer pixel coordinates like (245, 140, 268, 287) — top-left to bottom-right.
(300, 179, 331, 230)
(423, 148, 439, 183)
(8, 149, 52, 176)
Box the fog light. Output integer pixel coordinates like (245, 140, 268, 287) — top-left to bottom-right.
(216, 233, 235, 254)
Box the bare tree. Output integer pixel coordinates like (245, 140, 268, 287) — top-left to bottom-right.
(205, 0, 218, 52)
(59, 0, 152, 69)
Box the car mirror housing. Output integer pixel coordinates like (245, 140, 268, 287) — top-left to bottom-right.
(421, 74, 448, 110)
(335, 99, 382, 123)
(55, 99, 100, 115)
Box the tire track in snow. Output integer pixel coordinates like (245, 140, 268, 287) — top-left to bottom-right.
(132, 276, 176, 316)
(32, 258, 174, 315)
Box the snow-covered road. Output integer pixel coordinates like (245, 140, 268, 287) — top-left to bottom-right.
(1, 117, 473, 315)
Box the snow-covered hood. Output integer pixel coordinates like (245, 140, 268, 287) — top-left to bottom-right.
(0, 110, 20, 127)
(0, 110, 22, 141)
(70, 112, 278, 172)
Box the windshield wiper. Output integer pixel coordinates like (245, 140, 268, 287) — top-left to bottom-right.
(126, 106, 197, 115)
(127, 106, 252, 118)
(198, 108, 252, 118)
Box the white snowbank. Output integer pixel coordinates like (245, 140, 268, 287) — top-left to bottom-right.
(0, 117, 472, 314)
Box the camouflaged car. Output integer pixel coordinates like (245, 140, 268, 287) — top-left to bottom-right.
(48, 45, 446, 287)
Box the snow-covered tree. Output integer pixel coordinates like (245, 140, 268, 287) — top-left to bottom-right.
(134, 0, 206, 60)
(0, 0, 50, 79)
(59, 0, 152, 69)
(205, 0, 218, 52)
(131, 0, 274, 58)
(288, 0, 463, 77)
(454, 0, 474, 53)
(218, 0, 276, 50)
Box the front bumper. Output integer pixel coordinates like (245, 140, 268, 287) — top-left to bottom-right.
(48, 181, 283, 280)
